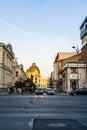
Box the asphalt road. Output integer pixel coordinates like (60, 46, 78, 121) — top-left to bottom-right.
(0, 94, 87, 130)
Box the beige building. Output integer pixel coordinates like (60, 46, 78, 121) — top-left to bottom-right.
(53, 52, 76, 91)
(54, 52, 76, 80)
(53, 51, 87, 92)
(15, 64, 26, 82)
(40, 78, 49, 88)
(0, 43, 15, 92)
(26, 63, 41, 87)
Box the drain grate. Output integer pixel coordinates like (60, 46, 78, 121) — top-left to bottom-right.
(33, 119, 87, 130)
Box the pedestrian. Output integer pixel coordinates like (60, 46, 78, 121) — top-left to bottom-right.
(72, 81, 76, 90)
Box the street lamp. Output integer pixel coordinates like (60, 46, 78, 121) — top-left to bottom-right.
(72, 45, 79, 53)
(72, 45, 79, 88)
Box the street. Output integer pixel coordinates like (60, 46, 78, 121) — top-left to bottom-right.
(0, 94, 87, 130)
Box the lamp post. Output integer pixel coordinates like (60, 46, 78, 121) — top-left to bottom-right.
(72, 45, 79, 88)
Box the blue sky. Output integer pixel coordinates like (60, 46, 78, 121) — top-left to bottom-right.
(0, 0, 87, 78)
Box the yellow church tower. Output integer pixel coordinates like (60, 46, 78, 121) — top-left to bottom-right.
(26, 63, 41, 87)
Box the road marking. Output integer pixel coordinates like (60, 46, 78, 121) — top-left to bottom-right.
(47, 123, 67, 127)
(28, 118, 34, 130)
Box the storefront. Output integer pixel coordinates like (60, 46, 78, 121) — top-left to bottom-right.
(62, 62, 87, 93)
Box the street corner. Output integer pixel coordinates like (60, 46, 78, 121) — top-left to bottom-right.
(33, 119, 87, 130)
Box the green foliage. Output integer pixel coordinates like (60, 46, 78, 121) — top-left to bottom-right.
(15, 81, 24, 89)
(24, 78, 35, 87)
(49, 78, 53, 88)
(15, 78, 36, 89)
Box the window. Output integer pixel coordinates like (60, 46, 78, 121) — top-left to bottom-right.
(71, 68, 77, 73)
(16, 71, 18, 77)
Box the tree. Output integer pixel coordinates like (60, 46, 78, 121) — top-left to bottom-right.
(24, 78, 36, 93)
(49, 78, 53, 88)
(15, 81, 24, 89)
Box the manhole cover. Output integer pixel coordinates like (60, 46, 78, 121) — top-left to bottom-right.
(33, 119, 87, 130)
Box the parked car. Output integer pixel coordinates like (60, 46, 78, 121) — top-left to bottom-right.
(35, 88, 44, 95)
(47, 88, 55, 95)
(44, 88, 50, 93)
(69, 87, 87, 96)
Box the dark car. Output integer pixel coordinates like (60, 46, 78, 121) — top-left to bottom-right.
(35, 88, 44, 95)
(69, 87, 87, 96)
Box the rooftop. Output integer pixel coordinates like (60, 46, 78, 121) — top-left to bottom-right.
(54, 52, 76, 63)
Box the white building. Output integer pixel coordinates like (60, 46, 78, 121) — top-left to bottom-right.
(62, 62, 87, 92)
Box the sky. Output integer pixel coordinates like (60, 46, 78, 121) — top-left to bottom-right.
(0, 0, 87, 78)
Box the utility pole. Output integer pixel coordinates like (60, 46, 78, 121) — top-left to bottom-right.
(72, 45, 79, 88)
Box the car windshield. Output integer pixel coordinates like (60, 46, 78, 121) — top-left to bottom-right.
(78, 88, 87, 91)
(36, 88, 43, 90)
(48, 88, 54, 91)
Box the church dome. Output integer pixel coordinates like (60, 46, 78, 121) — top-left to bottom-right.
(26, 63, 40, 87)
(26, 63, 40, 74)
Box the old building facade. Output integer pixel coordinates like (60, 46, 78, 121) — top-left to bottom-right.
(15, 64, 26, 82)
(53, 52, 76, 91)
(0, 43, 14, 92)
(53, 51, 87, 92)
(62, 62, 87, 92)
(40, 78, 49, 88)
(26, 63, 40, 87)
